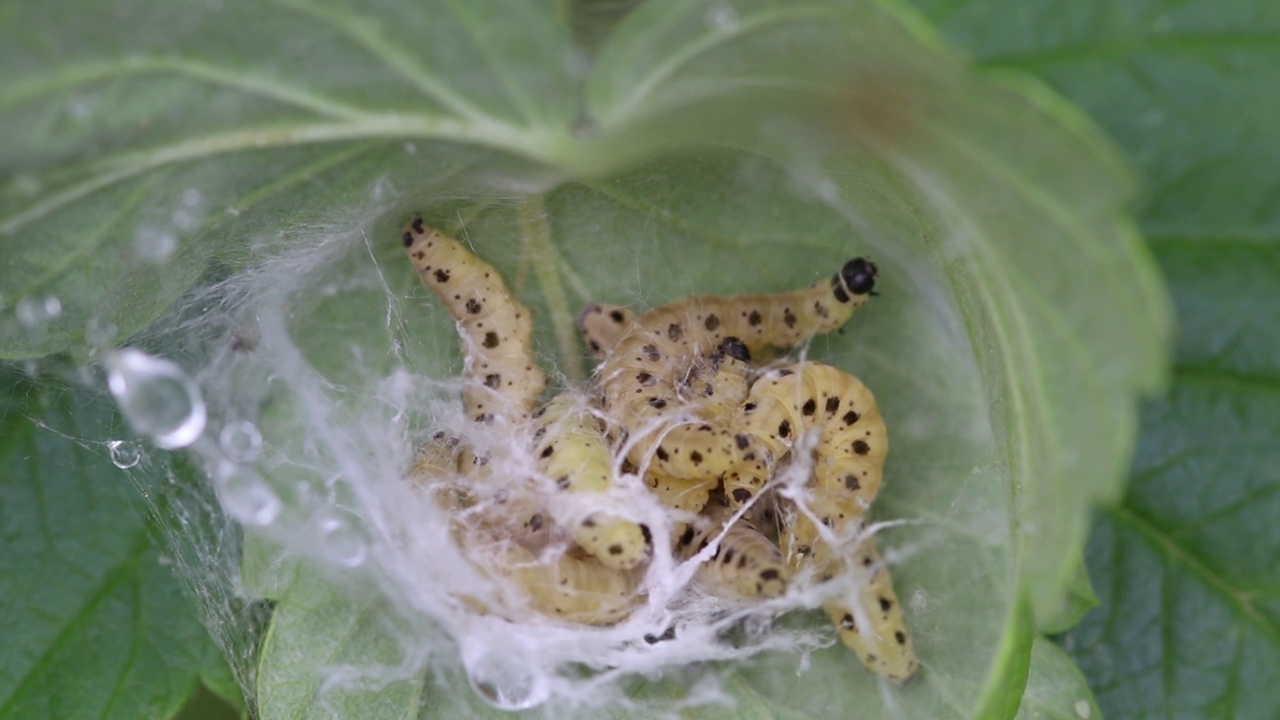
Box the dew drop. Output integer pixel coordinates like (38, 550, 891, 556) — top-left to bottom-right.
(1074, 700, 1091, 719)
(704, 1, 739, 31)
(107, 440, 143, 469)
(133, 225, 178, 264)
(318, 515, 367, 567)
(15, 296, 62, 331)
(369, 176, 396, 202)
(215, 464, 281, 526)
(85, 317, 118, 348)
(463, 644, 548, 711)
(104, 348, 207, 449)
(219, 420, 262, 463)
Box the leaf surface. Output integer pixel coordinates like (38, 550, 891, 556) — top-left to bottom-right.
(908, 0, 1280, 717)
(0, 368, 233, 720)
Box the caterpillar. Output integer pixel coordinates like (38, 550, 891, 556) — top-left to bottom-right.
(494, 544, 645, 626)
(530, 393, 651, 571)
(403, 218, 546, 423)
(596, 258, 878, 483)
(819, 538, 919, 684)
(676, 500, 790, 600)
(728, 362, 916, 683)
(407, 433, 643, 626)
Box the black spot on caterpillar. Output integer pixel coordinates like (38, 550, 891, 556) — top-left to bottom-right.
(589, 258, 877, 484)
(404, 218, 546, 422)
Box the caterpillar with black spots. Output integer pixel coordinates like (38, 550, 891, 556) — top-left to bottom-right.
(728, 362, 917, 683)
(403, 218, 545, 423)
(530, 393, 651, 571)
(404, 218, 645, 622)
(593, 259, 878, 484)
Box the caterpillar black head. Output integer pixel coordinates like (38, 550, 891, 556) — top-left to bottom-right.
(833, 258, 878, 301)
(714, 337, 752, 364)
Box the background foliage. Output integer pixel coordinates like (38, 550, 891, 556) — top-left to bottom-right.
(0, 0, 1274, 718)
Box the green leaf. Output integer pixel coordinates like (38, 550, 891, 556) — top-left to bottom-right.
(3, 0, 1171, 718)
(1014, 639, 1100, 720)
(911, 0, 1280, 239)
(1062, 371, 1280, 718)
(0, 367, 235, 719)
(0, 0, 576, 359)
(906, 1, 1280, 717)
(255, 562, 424, 720)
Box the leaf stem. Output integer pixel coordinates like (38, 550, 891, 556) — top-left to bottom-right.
(516, 195, 582, 383)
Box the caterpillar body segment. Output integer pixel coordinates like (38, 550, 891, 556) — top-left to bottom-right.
(601, 335, 755, 482)
(403, 219, 546, 422)
(531, 393, 652, 570)
(819, 539, 920, 684)
(642, 470, 719, 514)
(724, 362, 887, 511)
(497, 544, 645, 626)
(676, 502, 790, 600)
(577, 302, 636, 361)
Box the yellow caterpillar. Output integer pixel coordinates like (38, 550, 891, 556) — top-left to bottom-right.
(407, 432, 643, 626)
(724, 362, 886, 509)
(403, 218, 546, 423)
(676, 500, 790, 600)
(818, 537, 919, 684)
(494, 544, 644, 626)
(404, 217, 644, 625)
(730, 362, 916, 683)
(594, 259, 878, 483)
(530, 393, 651, 570)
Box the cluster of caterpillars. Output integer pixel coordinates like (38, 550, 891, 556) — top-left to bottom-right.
(402, 216, 920, 685)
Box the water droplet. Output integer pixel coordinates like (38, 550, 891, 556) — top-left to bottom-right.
(181, 189, 203, 207)
(318, 515, 367, 567)
(705, 1, 739, 31)
(68, 96, 97, 121)
(133, 225, 178, 264)
(463, 644, 548, 711)
(219, 420, 262, 463)
(107, 440, 143, 469)
(403, 142, 417, 155)
(85, 317, 118, 347)
(103, 348, 207, 449)
(171, 207, 200, 232)
(1074, 699, 1091, 719)
(215, 464, 281, 526)
(369, 176, 396, 203)
(15, 296, 62, 331)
